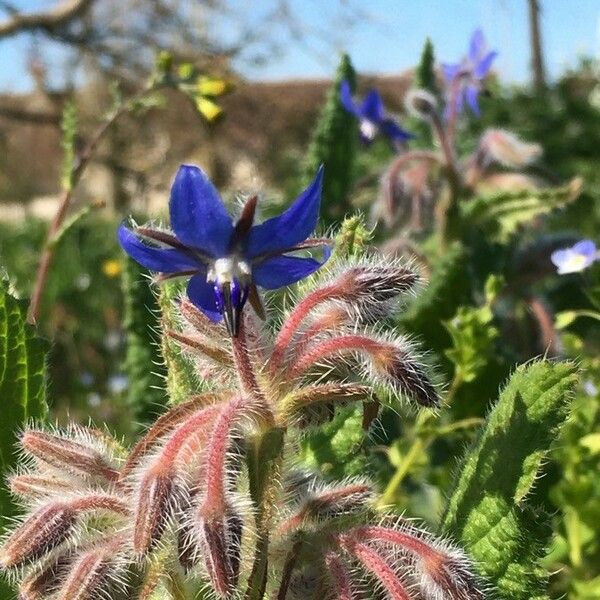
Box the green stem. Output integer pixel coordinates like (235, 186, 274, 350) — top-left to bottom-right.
(244, 428, 286, 600)
(378, 413, 481, 508)
(379, 436, 426, 508)
(165, 567, 189, 600)
(565, 507, 582, 569)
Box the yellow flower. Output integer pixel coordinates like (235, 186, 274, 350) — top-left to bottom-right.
(102, 259, 122, 278)
(195, 97, 223, 123)
(197, 76, 232, 97)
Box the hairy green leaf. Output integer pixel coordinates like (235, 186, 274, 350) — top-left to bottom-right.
(461, 178, 582, 242)
(0, 282, 48, 594)
(441, 361, 578, 599)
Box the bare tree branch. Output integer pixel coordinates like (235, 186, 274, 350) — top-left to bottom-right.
(0, 105, 61, 125)
(0, 0, 95, 38)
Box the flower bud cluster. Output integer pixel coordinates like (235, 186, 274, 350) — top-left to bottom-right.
(1, 258, 480, 599)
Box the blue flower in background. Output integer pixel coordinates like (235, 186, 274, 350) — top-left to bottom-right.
(340, 80, 413, 147)
(551, 240, 598, 275)
(443, 28, 497, 118)
(119, 165, 329, 336)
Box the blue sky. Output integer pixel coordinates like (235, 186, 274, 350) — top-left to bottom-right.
(1, 0, 599, 92)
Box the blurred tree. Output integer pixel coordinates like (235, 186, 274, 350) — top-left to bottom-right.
(415, 37, 438, 95)
(303, 53, 358, 225)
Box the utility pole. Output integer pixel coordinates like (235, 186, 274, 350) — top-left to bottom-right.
(528, 0, 547, 92)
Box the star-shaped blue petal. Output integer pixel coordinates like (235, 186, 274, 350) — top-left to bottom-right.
(118, 165, 330, 335)
(339, 79, 413, 148)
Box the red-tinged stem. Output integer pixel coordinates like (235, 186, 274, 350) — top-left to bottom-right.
(119, 392, 223, 483)
(69, 494, 130, 515)
(528, 295, 560, 355)
(268, 282, 352, 374)
(201, 397, 244, 517)
(384, 151, 441, 223)
(27, 83, 156, 325)
(290, 335, 386, 379)
(324, 552, 353, 600)
(232, 320, 273, 423)
(353, 526, 443, 563)
(341, 538, 410, 600)
(445, 75, 464, 146)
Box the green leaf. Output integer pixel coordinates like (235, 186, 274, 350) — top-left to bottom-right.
(159, 281, 196, 405)
(441, 361, 578, 599)
(444, 276, 502, 385)
(122, 257, 168, 426)
(0, 282, 48, 594)
(461, 177, 582, 242)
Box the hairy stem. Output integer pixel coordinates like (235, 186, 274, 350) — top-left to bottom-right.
(245, 428, 285, 600)
(27, 82, 157, 324)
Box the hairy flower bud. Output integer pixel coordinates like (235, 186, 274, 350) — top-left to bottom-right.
(133, 466, 175, 555)
(9, 474, 72, 498)
(338, 534, 410, 600)
(324, 552, 354, 600)
(18, 552, 73, 599)
(1, 503, 76, 568)
(279, 481, 373, 535)
(405, 88, 439, 121)
(21, 430, 119, 482)
(195, 511, 243, 596)
(353, 524, 483, 599)
(56, 537, 126, 600)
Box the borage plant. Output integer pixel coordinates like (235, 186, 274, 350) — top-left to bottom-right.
(0, 166, 484, 599)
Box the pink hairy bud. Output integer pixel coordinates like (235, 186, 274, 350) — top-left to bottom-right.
(1, 494, 125, 569)
(133, 405, 220, 554)
(279, 483, 373, 535)
(133, 465, 175, 555)
(290, 335, 439, 407)
(269, 266, 418, 373)
(56, 537, 125, 600)
(324, 552, 354, 600)
(9, 474, 72, 498)
(339, 535, 410, 600)
(119, 392, 223, 483)
(0, 503, 76, 568)
(21, 430, 119, 482)
(353, 525, 483, 599)
(18, 552, 73, 599)
(196, 511, 243, 597)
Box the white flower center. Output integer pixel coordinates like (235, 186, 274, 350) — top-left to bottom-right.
(207, 256, 252, 285)
(360, 119, 378, 141)
(557, 252, 589, 275)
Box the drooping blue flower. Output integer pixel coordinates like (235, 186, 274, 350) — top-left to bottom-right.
(551, 240, 598, 275)
(118, 165, 329, 336)
(339, 80, 413, 147)
(442, 28, 498, 118)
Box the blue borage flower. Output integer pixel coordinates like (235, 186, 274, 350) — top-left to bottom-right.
(118, 165, 330, 336)
(339, 80, 413, 147)
(551, 240, 598, 275)
(442, 28, 498, 118)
